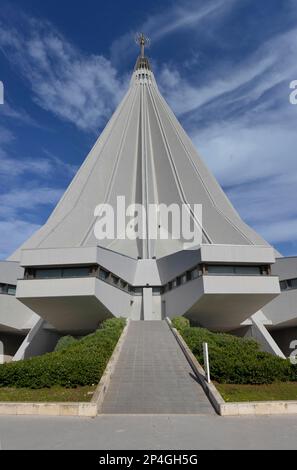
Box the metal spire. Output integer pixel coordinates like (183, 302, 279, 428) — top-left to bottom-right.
(135, 33, 150, 58)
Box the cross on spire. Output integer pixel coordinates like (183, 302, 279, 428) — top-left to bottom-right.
(135, 33, 150, 58)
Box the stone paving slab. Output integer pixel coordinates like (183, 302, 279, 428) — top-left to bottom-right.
(102, 321, 214, 414)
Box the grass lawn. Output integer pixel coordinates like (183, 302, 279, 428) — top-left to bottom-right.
(0, 385, 97, 402)
(216, 382, 297, 402)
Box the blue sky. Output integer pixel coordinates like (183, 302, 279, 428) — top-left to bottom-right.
(0, 0, 297, 259)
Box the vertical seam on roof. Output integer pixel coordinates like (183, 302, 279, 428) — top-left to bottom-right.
(147, 84, 212, 244)
(154, 90, 255, 246)
(32, 85, 135, 249)
(79, 84, 139, 247)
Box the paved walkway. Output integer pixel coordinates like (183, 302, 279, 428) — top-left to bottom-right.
(102, 321, 214, 414)
(1, 415, 297, 449)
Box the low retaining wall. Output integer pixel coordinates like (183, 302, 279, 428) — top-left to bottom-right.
(0, 402, 97, 417)
(220, 401, 297, 416)
(166, 318, 297, 417)
(91, 319, 130, 412)
(165, 318, 224, 414)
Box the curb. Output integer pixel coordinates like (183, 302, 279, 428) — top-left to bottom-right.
(0, 402, 97, 417)
(166, 318, 297, 416)
(165, 318, 224, 415)
(91, 319, 130, 413)
(220, 401, 297, 416)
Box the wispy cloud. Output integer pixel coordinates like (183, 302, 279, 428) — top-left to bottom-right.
(0, 1, 296, 257)
(0, 187, 62, 218)
(187, 95, 297, 249)
(0, 126, 77, 179)
(0, 101, 40, 127)
(0, 16, 127, 132)
(159, 27, 297, 118)
(0, 219, 40, 260)
(110, 0, 234, 64)
(150, 20, 297, 251)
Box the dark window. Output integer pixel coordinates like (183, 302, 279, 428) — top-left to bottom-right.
(207, 265, 261, 276)
(191, 268, 199, 280)
(280, 280, 287, 290)
(0, 283, 16, 295)
(98, 269, 109, 281)
(111, 275, 119, 285)
(281, 278, 297, 291)
(152, 287, 162, 295)
(62, 267, 90, 278)
(181, 274, 187, 284)
(35, 269, 62, 279)
(119, 280, 128, 290)
(128, 286, 142, 295)
(7, 285, 16, 295)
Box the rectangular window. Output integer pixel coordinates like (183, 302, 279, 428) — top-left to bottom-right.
(62, 267, 91, 278)
(98, 269, 109, 281)
(129, 286, 142, 295)
(191, 268, 199, 280)
(280, 280, 287, 290)
(7, 285, 16, 295)
(119, 280, 128, 290)
(35, 269, 62, 279)
(0, 284, 7, 294)
(111, 275, 119, 285)
(152, 287, 162, 295)
(234, 266, 261, 275)
(207, 265, 262, 276)
(181, 274, 187, 284)
(208, 265, 234, 275)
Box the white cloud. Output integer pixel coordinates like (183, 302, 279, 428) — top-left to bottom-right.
(191, 107, 297, 249)
(0, 18, 127, 132)
(152, 23, 297, 252)
(0, 187, 63, 218)
(110, 0, 235, 64)
(0, 220, 40, 260)
(254, 219, 297, 244)
(0, 101, 40, 127)
(159, 27, 297, 117)
(0, 131, 77, 180)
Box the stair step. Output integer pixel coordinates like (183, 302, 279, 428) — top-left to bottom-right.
(102, 321, 215, 414)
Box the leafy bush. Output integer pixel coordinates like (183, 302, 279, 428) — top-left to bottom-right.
(173, 317, 296, 385)
(0, 317, 126, 389)
(55, 335, 77, 352)
(171, 316, 190, 331)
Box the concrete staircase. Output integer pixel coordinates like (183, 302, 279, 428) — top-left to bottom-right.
(102, 321, 215, 414)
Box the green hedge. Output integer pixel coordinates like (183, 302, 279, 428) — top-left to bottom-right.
(172, 316, 297, 384)
(0, 317, 126, 389)
(54, 335, 78, 352)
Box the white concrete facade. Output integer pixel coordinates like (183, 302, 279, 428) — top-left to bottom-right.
(0, 47, 295, 360)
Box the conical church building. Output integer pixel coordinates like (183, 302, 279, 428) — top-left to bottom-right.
(0, 36, 296, 361)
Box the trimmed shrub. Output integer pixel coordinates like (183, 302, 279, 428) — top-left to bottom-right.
(55, 335, 77, 352)
(0, 317, 126, 389)
(171, 316, 190, 331)
(173, 317, 296, 385)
